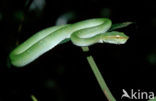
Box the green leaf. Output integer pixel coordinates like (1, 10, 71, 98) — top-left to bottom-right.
(59, 38, 71, 44)
(110, 22, 133, 31)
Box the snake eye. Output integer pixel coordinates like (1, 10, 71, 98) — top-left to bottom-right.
(115, 35, 121, 38)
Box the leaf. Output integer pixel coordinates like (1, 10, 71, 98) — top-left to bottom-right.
(110, 22, 133, 31)
(59, 38, 71, 44)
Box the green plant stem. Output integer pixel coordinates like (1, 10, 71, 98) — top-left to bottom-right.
(148, 97, 156, 101)
(31, 95, 38, 101)
(81, 47, 116, 101)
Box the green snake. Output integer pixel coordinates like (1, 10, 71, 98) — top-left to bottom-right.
(9, 18, 129, 67)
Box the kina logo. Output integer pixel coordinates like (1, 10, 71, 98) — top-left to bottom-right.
(121, 89, 155, 100)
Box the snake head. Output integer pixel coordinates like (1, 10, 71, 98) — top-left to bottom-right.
(99, 31, 129, 44)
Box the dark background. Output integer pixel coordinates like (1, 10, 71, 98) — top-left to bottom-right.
(0, 0, 156, 101)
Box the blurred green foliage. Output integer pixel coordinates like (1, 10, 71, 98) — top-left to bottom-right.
(13, 10, 24, 22)
(147, 51, 156, 65)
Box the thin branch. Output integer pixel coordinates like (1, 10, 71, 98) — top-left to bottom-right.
(81, 47, 116, 101)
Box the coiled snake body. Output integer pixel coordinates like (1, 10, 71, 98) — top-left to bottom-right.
(9, 18, 128, 67)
